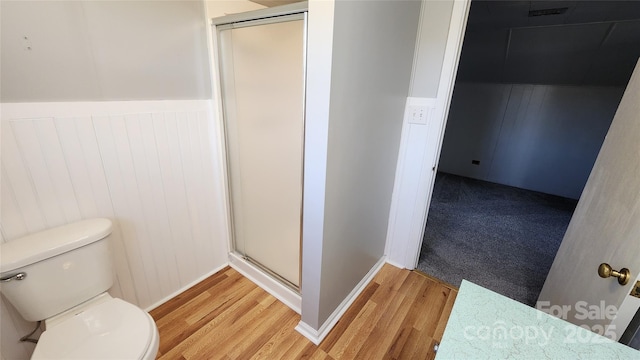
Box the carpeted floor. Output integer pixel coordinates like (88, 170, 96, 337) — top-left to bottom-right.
(417, 173, 578, 307)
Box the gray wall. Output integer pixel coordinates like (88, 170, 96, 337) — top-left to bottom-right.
(1, 1, 211, 102)
(315, 0, 421, 326)
(409, 0, 454, 98)
(439, 83, 625, 199)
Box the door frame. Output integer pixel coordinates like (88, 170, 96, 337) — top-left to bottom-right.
(385, 0, 471, 269)
(388, 0, 640, 340)
(612, 274, 640, 341)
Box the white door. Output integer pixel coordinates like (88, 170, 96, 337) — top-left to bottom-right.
(538, 60, 640, 340)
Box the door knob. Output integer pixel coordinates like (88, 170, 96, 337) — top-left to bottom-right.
(598, 263, 631, 285)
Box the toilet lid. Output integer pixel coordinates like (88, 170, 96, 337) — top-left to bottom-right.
(32, 298, 153, 360)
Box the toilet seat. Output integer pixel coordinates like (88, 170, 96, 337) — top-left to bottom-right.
(32, 297, 157, 360)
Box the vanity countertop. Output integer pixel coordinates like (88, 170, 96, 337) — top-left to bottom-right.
(436, 280, 640, 359)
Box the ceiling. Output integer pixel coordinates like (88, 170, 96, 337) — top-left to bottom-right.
(250, 0, 301, 7)
(457, 1, 640, 86)
(248, 0, 640, 86)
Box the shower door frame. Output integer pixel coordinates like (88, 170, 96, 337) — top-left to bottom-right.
(210, 2, 308, 312)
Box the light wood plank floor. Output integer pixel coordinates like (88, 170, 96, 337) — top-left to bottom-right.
(150, 264, 457, 359)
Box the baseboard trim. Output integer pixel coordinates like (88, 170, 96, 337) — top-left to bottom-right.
(295, 256, 386, 345)
(143, 262, 229, 312)
(295, 321, 321, 345)
(229, 253, 302, 314)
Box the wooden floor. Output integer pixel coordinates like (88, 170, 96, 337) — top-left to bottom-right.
(150, 264, 457, 359)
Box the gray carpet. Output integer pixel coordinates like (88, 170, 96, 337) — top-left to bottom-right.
(417, 173, 578, 307)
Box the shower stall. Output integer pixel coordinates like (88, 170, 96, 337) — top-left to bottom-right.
(213, 4, 307, 293)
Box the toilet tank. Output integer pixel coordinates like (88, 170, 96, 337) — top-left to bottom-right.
(0, 219, 114, 322)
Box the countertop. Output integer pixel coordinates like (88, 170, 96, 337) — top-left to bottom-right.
(436, 280, 640, 359)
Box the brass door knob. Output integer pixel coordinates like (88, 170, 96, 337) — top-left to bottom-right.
(598, 263, 631, 286)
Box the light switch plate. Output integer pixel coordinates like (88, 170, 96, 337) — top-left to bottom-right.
(407, 104, 429, 125)
(405, 97, 437, 125)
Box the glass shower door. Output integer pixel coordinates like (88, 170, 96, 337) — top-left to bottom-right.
(218, 14, 305, 289)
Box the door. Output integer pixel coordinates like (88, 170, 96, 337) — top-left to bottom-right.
(217, 14, 305, 288)
(538, 60, 640, 340)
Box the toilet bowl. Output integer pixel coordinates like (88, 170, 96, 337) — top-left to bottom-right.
(31, 294, 159, 360)
(0, 219, 159, 359)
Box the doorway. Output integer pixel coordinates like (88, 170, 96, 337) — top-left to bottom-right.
(214, 10, 306, 291)
(417, 0, 640, 306)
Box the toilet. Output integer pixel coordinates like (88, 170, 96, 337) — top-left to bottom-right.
(0, 218, 159, 359)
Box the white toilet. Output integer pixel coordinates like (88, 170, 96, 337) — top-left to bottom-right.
(0, 218, 159, 359)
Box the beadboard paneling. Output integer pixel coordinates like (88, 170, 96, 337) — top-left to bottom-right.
(438, 83, 624, 199)
(385, 97, 438, 269)
(0, 100, 229, 359)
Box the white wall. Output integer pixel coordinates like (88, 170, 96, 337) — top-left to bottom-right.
(300, 0, 421, 331)
(0, 101, 229, 359)
(384, 0, 470, 269)
(439, 83, 625, 199)
(0, 1, 212, 102)
(0, 2, 233, 359)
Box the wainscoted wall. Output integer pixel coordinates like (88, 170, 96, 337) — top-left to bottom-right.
(438, 83, 625, 199)
(0, 100, 229, 359)
(385, 98, 438, 269)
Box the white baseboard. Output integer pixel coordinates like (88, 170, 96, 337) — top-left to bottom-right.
(295, 256, 387, 345)
(143, 262, 229, 312)
(229, 253, 302, 314)
(295, 321, 322, 344)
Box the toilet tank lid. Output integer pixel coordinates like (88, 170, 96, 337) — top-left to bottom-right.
(0, 218, 112, 274)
